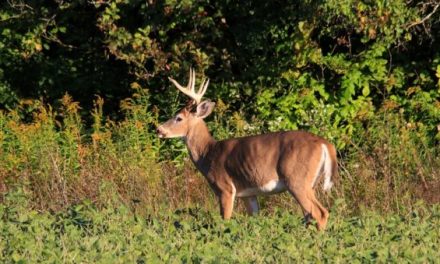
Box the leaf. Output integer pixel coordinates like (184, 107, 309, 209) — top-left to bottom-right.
(362, 83, 370, 96)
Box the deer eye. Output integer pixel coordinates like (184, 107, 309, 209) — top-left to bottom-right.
(175, 116, 183, 122)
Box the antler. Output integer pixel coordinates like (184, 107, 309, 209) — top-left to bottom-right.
(168, 68, 209, 105)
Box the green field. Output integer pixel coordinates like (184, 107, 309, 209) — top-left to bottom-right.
(2, 197, 439, 263)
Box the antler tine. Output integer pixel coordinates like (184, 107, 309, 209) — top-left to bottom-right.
(169, 68, 209, 105)
(168, 77, 187, 95)
(168, 69, 194, 99)
(190, 67, 196, 93)
(197, 78, 210, 99)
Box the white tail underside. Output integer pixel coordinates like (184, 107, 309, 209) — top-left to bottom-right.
(312, 144, 334, 191)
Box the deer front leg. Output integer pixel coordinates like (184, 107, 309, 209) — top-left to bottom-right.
(219, 191, 235, 219)
(243, 196, 259, 216)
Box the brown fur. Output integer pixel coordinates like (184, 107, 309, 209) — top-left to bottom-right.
(157, 103, 337, 231)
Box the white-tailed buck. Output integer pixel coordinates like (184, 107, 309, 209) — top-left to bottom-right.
(156, 68, 338, 230)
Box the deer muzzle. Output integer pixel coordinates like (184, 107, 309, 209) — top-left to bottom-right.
(156, 126, 167, 138)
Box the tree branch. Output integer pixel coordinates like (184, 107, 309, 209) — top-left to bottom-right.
(406, 2, 440, 29)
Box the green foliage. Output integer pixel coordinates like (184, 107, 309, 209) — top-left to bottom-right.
(1, 196, 439, 263)
(0, 1, 439, 154)
(0, 0, 131, 110)
(253, 0, 439, 148)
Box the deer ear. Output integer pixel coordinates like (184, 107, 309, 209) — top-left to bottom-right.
(195, 100, 215, 119)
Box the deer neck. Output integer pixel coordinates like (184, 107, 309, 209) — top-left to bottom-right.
(184, 121, 216, 167)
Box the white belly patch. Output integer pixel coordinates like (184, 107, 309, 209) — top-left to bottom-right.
(237, 180, 286, 198)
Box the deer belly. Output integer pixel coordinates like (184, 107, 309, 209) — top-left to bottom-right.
(236, 180, 286, 198)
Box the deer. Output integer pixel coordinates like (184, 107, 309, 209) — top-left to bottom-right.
(156, 68, 338, 231)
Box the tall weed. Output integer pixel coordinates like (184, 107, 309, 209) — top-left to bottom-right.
(0, 93, 438, 215)
(340, 110, 439, 213)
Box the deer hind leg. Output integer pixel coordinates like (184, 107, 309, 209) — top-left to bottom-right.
(308, 191, 329, 230)
(243, 196, 259, 216)
(280, 146, 330, 230)
(288, 186, 329, 231)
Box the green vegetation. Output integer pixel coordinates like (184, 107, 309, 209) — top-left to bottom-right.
(1, 0, 439, 262)
(2, 192, 440, 263)
(0, 92, 438, 214)
(0, 89, 439, 262)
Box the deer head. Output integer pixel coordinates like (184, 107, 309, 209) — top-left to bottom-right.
(156, 68, 215, 139)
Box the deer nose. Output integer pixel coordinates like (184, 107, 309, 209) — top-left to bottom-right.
(156, 126, 165, 138)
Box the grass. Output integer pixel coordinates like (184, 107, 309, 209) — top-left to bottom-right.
(1, 193, 439, 263)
